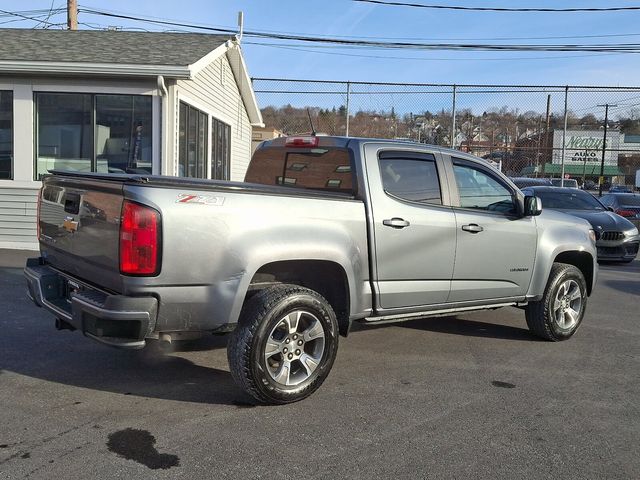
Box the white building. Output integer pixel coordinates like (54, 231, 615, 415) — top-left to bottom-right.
(0, 28, 263, 250)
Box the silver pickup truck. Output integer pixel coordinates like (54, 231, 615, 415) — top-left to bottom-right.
(25, 136, 598, 404)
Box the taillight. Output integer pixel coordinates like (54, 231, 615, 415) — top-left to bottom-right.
(615, 208, 635, 218)
(119, 200, 160, 276)
(285, 136, 319, 148)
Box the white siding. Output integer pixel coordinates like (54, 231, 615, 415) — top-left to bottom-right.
(0, 186, 38, 249)
(174, 54, 252, 181)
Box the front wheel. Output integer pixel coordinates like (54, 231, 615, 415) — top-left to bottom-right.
(227, 284, 339, 404)
(525, 263, 587, 341)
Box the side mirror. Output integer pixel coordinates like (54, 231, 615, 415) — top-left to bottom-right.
(524, 195, 542, 216)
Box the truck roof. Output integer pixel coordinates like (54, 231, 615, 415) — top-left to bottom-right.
(258, 135, 483, 162)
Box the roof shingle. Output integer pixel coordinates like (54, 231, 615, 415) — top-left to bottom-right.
(0, 28, 232, 66)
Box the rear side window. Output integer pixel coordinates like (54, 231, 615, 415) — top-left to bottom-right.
(246, 147, 354, 194)
(378, 153, 442, 205)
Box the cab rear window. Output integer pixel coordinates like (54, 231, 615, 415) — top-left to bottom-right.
(245, 147, 354, 194)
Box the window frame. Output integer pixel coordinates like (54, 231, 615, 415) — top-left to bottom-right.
(449, 156, 520, 217)
(210, 116, 231, 180)
(377, 150, 448, 207)
(33, 91, 153, 180)
(0, 90, 13, 181)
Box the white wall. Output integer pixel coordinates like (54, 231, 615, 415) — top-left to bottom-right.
(0, 77, 159, 250)
(173, 54, 252, 181)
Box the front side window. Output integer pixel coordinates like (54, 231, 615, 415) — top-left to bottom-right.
(453, 159, 516, 214)
(35, 93, 152, 179)
(178, 102, 208, 178)
(0, 91, 12, 179)
(379, 153, 442, 205)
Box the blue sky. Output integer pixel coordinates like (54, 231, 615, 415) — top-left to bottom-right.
(3, 0, 640, 85)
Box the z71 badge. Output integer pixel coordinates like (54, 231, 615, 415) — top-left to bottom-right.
(175, 193, 225, 206)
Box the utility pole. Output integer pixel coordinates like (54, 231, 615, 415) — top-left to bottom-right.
(67, 0, 78, 30)
(597, 103, 617, 197)
(560, 86, 569, 187)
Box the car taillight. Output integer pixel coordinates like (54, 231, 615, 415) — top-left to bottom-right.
(119, 200, 160, 276)
(615, 208, 635, 218)
(285, 136, 319, 147)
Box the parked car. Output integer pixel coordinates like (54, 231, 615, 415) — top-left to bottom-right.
(509, 177, 553, 189)
(599, 192, 640, 229)
(608, 185, 633, 193)
(550, 178, 579, 189)
(522, 186, 640, 263)
(25, 136, 598, 404)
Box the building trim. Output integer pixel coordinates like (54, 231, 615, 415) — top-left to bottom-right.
(0, 61, 191, 78)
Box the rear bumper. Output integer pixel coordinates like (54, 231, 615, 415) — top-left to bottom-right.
(24, 258, 157, 349)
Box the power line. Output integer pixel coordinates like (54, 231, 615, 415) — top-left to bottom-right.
(74, 5, 640, 41)
(0, 8, 64, 26)
(354, 0, 640, 13)
(77, 8, 640, 53)
(248, 42, 637, 62)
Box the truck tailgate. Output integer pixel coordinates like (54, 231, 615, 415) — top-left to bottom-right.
(39, 175, 125, 292)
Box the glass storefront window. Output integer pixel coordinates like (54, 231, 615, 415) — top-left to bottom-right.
(36, 93, 92, 178)
(211, 117, 230, 180)
(96, 95, 152, 174)
(178, 101, 207, 178)
(35, 93, 153, 179)
(0, 91, 12, 180)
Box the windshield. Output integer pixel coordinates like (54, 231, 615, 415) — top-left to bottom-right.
(535, 190, 604, 210)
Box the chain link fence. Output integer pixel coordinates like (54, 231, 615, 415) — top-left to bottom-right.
(253, 78, 640, 189)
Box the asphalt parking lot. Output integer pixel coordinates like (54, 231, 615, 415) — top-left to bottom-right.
(1, 251, 638, 480)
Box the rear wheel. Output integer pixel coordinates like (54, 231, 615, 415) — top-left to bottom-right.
(227, 284, 339, 404)
(525, 263, 587, 341)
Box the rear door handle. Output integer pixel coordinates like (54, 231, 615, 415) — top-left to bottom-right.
(383, 217, 410, 229)
(461, 223, 483, 233)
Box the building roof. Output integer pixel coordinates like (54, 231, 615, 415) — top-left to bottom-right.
(0, 28, 264, 126)
(0, 28, 231, 67)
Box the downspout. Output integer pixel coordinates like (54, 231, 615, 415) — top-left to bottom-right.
(157, 75, 169, 176)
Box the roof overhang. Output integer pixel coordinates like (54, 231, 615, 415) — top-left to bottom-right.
(0, 60, 191, 78)
(190, 40, 263, 128)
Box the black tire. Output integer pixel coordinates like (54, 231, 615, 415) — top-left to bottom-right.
(227, 284, 339, 404)
(525, 262, 587, 341)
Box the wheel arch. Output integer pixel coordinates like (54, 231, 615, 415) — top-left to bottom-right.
(553, 250, 595, 296)
(241, 259, 353, 336)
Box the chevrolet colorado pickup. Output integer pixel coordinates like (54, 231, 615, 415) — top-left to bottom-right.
(25, 136, 598, 404)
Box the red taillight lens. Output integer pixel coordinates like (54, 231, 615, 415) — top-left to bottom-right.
(285, 136, 319, 147)
(119, 201, 160, 276)
(615, 208, 635, 218)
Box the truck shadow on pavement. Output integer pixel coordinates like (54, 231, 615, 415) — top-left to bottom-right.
(1, 308, 244, 406)
(354, 315, 538, 341)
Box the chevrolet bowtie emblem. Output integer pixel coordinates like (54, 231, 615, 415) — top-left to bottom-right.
(63, 216, 79, 233)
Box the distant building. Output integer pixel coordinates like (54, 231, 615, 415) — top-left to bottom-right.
(251, 127, 284, 154)
(0, 28, 264, 249)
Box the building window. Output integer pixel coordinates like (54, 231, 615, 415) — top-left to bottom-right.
(178, 101, 208, 178)
(35, 93, 152, 179)
(211, 117, 230, 180)
(0, 91, 12, 180)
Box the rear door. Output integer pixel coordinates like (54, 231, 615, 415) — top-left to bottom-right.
(446, 156, 537, 303)
(364, 144, 457, 311)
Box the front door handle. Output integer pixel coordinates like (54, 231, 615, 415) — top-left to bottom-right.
(461, 223, 483, 233)
(383, 217, 410, 229)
